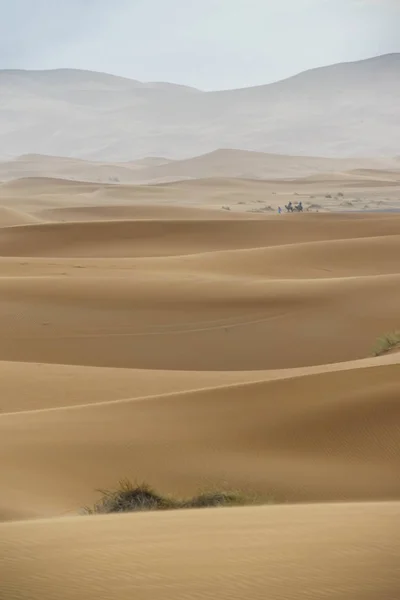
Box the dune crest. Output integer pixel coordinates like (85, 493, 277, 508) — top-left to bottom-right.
(1, 147, 399, 184)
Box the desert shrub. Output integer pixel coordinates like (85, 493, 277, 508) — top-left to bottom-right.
(84, 480, 263, 514)
(372, 331, 400, 356)
(183, 491, 248, 508)
(84, 481, 178, 514)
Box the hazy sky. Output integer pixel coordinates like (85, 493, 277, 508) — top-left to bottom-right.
(1, 0, 399, 89)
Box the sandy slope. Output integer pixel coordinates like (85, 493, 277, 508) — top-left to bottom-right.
(2, 503, 399, 600)
(0, 206, 41, 227)
(35, 203, 256, 222)
(1, 357, 400, 521)
(1, 173, 399, 598)
(1, 213, 400, 258)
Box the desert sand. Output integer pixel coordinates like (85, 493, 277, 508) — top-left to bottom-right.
(1, 148, 400, 185)
(1, 165, 399, 599)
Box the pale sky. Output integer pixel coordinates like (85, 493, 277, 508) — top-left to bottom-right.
(1, 0, 399, 90)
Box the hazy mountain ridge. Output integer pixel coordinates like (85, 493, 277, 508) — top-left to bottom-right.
(1, 148, 398, 185)
(1, 54, 399, 161)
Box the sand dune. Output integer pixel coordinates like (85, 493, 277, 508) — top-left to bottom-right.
(2, 169, 400, 219)
(1, 148, 399, 185)
(2, 503, 399, 600)
(1, 357, 400, 521)
(35, 203, 257, 222)
(0, 214, 400, 374)
(133, 148, 399, 182)
(1, 173, 399, 598)
(167, 234, 400, 278)
(0, 206, 41, 227)
(346, 168, 400, 181)
(1, 213, 400, 258)
(0, 271, 400, 370)
(0, 153, 145, 184)
(0, 176, 100, 193)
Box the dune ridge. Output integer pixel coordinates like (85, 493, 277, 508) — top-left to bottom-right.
(1, 148, 399, 184)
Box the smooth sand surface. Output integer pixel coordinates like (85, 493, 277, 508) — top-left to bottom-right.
(2, 503, 399, 600)
(1, 171, 399, 599)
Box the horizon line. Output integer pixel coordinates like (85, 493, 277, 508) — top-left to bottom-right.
(1, 51, 398, 93)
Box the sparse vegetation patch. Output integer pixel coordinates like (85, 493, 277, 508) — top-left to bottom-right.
(372, 331, 400, 356)
(84, 480, 267, 515)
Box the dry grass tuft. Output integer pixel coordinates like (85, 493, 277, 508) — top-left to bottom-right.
(84, 480, 268, 515)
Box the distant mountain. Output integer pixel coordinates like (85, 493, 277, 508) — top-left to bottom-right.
(131, 149, 399, 182)
(1, 149, 398, 185)
(1, 54, 399, 161)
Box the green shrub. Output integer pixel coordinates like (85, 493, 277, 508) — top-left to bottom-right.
(372, 331, 400, 356)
